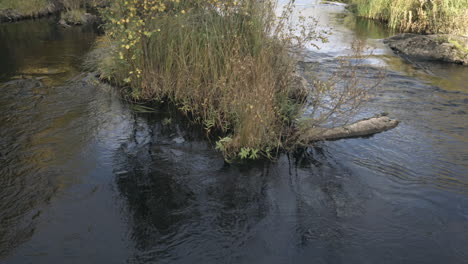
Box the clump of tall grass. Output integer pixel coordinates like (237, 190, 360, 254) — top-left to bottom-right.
(88, 0, 368, 159)
(60, 8, 86, 24)
(349, 0, 468, 35)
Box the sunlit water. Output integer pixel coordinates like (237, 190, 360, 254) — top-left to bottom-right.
(1, 2, 467, 263)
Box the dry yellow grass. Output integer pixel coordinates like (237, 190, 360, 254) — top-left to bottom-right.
(350, 0, 468, 35)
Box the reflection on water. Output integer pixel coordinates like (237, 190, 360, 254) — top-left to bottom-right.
(340, 14, 395, 40)
(290, 0, 468, 92)
(0, 18, 98, 258)
(111, 113, 467, 263)
(1, 2, 468, 264)
(0, 17, 97, 84)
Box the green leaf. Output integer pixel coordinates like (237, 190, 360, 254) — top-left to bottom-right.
(250, 149, 259, 159)
(239, 147, 251, 159)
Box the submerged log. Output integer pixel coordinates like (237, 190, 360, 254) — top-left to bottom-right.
(299, 114, 399, 143)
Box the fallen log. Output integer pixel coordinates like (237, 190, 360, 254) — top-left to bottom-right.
(299, 114, 399, 143)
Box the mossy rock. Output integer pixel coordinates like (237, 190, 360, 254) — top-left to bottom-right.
(384, 33, 468, 65)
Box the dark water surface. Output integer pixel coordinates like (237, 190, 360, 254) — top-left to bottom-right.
(1, 2, 467, 264)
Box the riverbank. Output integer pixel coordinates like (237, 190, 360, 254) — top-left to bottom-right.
(345, 0, 467, 35)
(0, 0, 102, 24)
(0, 2, 59, 22)
(341, 0, 468, 65)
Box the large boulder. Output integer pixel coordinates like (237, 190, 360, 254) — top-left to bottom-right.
(384, 33, 468, 65)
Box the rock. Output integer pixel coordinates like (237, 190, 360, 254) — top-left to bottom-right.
(170, 149, 185, 157)
(172, 137, 185, 144)
(384, 33, 468, 65)
(58, 18, 71, 28)
(81, 13, 99, 24)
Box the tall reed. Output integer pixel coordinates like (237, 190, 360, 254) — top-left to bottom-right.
(350, 0, 468, 35)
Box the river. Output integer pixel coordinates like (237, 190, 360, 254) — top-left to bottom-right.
(0, 1, 467, 263)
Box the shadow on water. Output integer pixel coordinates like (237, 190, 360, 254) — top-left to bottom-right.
(111, 112, 361, 263)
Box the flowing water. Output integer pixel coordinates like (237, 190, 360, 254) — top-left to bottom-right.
(0, 2, 467, 263)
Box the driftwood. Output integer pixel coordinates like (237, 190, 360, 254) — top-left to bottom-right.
(299, 114, 399, 143)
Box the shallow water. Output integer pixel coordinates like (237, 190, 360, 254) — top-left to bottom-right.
(1, 3, 467, 264)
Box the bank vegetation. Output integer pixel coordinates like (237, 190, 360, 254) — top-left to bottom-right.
(0, 0, 105, 22)
(347, 0, 467, 35)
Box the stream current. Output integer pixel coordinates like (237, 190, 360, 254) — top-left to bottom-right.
(0, 1, 467, 263)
